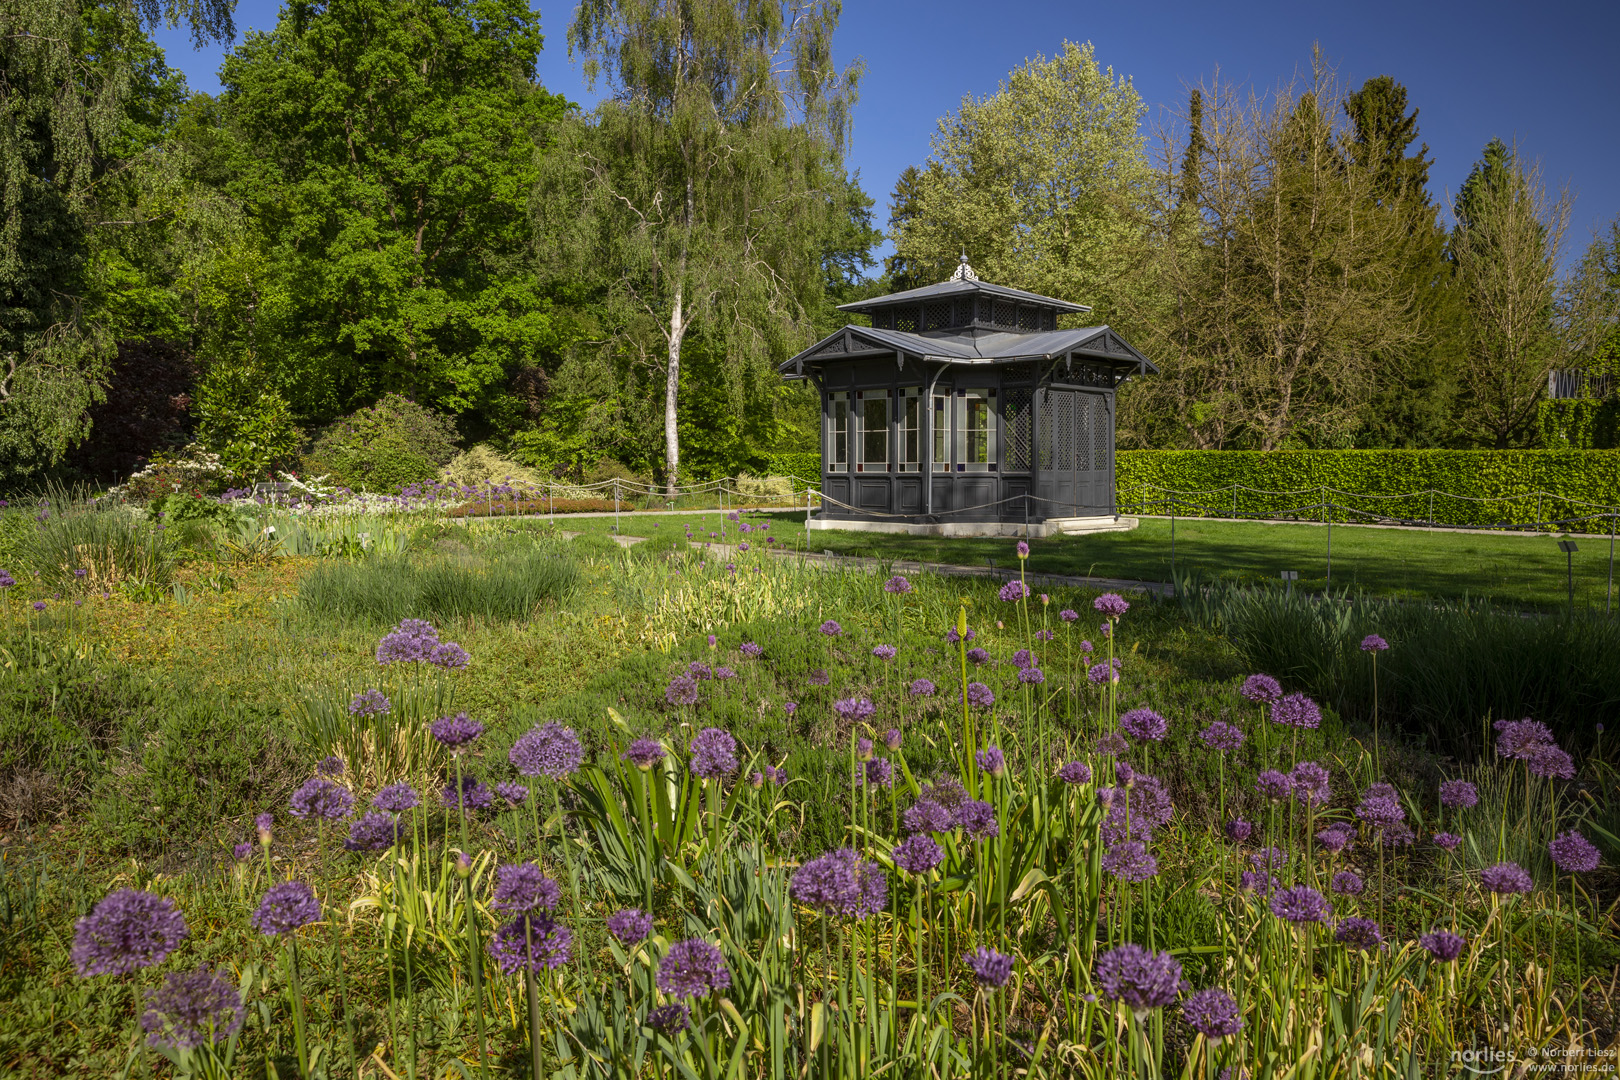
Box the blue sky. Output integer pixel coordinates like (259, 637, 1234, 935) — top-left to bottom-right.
(153, 0, 1620, 272)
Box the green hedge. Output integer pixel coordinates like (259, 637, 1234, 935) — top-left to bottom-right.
(763, 453, 821, 486)
(1117, 450, 1620, 531)
(1537, 399, 1620, 449)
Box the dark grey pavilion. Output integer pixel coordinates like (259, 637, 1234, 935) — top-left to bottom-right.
(781, 258, 1156, 537)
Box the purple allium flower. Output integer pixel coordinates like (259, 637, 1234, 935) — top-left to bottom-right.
(686, 661, 713, 681)
(739, 642, 763, 658)
(1290, 761, 1331, 807)
(1525, 743, 1575, 780)
(964, 682, 995, 709)
(1095, 944, 1182, 1013)
(790, 848, 888, 918)
(30, 601, 42, 612)
(921, 777, 968, 808)
(871, 645, 897, 661)
(964, 946, 1015, 987)
(975, 746, 1006, 777)
(493, 781, 528, 807)
(808, 669, 830, 686)
(1240, 674, 1282, 704)
(1356, 789, 1405, 830)
(909, 678, 937, 697)
(1094, 593, 1130, 619)
(1548, 831, 1602, 874)
(442, 776, 493, 811)
(1494, 718, 1556, 760)
(290, 777, 355, 821)
(1060, 608, 1079, 623)
(883, 575, 913, 594)
(1334, 917, 1383, 952)
(1419, 929, 1467, 962)
(998, 580, 1031, 602)
(884, 728, 902, 751)
(1101, 774, 1174, 845)
(1439, 780, 1478, 809)
(1057, 761, 1092, 785)
(1199, 721, 1245, 752)
(1012, 648, 1036, 670)
(255, 812, 273, 845)
(966, 647, 991, 665)
(784, 702, 798, 716)
(1225, 819, 1253, 842)
(1330, 870, 1364, 896)
(315, 755, 344, 778)
(0, 571, 12, 588)
(1432, 832, 1461, 851)
(343, 812, 401, 852)
(489, 915, 572, 974)
(820, 620, 842, 636)
(1103, 841, 1160, 881)
(1271, 693, 1321, 730)
(430, 712, 484, 751)
(349, 689, 391, 717)
(713, 666, 737, 680)
(903, 799, 954, 835)
(1095, 732, 1129, 756)
(1115, 761, 1135, 787)
(690, 727, 738, 778)
(233, 842, 253, 861)
(252, 881, 321, 936)
(646, 1003, 690, 1034)
(1250, 847, 1287, 871)
(657, 939, 732, 999)
(1316, 823, 1354, 854)
(1269, 885, 1331, 924)
(861, 758, 894, 787)
(955, 799, 999, 839)
(1035, 628, 1054, 642)
(1359, 634, 1389, 653)
(1120, 708, 1169, 742)
(622, 738, 666, 770)
(1016, 540, 1031, 559)
(139, 965, 244, 1050)
(892, 833, 944, 876)
(492, 863, 561, 913)
(376, 618, 442, 664)
(1087, 659, 1122, 685)
(1182, 988, 1243, 1042)
(509, 723, 585, 779)
(763, 765, 787, 784)
(428, 641, 470, 669)
(1239, 871, 1278, 894)
(664, 676, 699, 706)
(945, 626, 977, 645)
(834, 697, 876, 722)
(71, 890, 189, 976)
(607, 908, 655, 944)
(1255, 770, 1292, 801)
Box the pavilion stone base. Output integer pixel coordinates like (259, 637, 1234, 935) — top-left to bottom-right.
(807, 515, 1138, 539)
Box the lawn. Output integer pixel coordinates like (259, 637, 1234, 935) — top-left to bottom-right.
(561, 509, 1616, 610)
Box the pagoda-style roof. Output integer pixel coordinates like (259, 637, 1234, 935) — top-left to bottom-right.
(781, 323, 1155, 377)
(836, 276, 1089, 317)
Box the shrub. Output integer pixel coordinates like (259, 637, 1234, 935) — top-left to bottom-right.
(582, 458, 652, 489)
(111, 442, 238, 500)
(439, 444, 541, 487)
(304, 393, 460, 492)
(23, 492, 175, 589)
(763, 452, 821, 484)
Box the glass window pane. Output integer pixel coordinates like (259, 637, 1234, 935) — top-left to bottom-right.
(862, 395, 889, 470)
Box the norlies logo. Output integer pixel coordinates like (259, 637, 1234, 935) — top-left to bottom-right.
(1452, 1048, 1514, 1075)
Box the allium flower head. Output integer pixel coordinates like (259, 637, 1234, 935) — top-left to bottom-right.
(492, 863, 561, 913)
(1011, 647, 1035, 669)
(1015, 540, 1030, 559)
(1057, 761, 1092, 785)
(428, 641, 470, 669)
(509, 723, 585, 779)
(964, 682, 995, 709)
(1199, 721, 1245, 752)
(967, 647, 991, 665)
(349, 689, 391, 717)
(1359, 634, 1389, 652)
(955, 799, 999, 839)
(1240, 674, 1282, 704)
(607, 908, 654, 944)
(1316, 823, 1354, 853)
(686, 661, 712, 681)
(884, 728, 902, 750)
(252, 881, 321, 936)
(493, 781, 528, 807)
(72, 890, 189, 976)
(856, 737, 874, 761)
(1120, 708, 1169, 742)
(442, 775, 493, 811)
(1439, 780, 1478, 809)
(861, 758, 894, 787)
(975, 746, 1006, 777)
(1240, 871, 1278, 894)
(964, 946, 1014, 987)
(903, 799, 954, 835)
(790, 848, 888, 917)
(1330, 870, 1364, 895)
(690, 727, 738, 778)
(1419, 929, 1467, 962)
(1290, 761, 1331, 806)
(1255, 770, 1291, 801)
(1103, 841, 1160, 881)
(909, 678, 937, 697)
(1095, 732, 1129, 756)
(1334, 918, 1383, 952)
(834, 697, 876, 721)
(665, 675, 700, 706)
(1096, 944, 1182, 1014)
(657, 939, 732, 999)
(489, 915, 572, 974)
(1271, 693, 1321, 729)
(1182, 988, 1243, 1042)
(1101, 773, 1173, 845)
(1087, 659, 1122, 685)
(883, 575, 913, 594)
(1115, 761, 1135, 787)
(140, 966, 244, 1050)
(1526, 743, 1575, 779)
(430, 712, 484, 751)
(1494, 718, 1556, 760)
(646, 1003, 690, 1035)
(1432, 832, 1461, 851)
(892, 833, 944, 876)
(998, 580, 1031, 602)
(255, 812, 273, 845)
(1269, 885, 1331, 924)
(233, 842, 253, 860)
(343, 812, 401, 852)
(1060, 608, 1079, 622)
(1225, 819, 1252, 842)
(872, 645, 897, 661)
(622, 739, 666, 770)
(376, 618, 442, 664)
(1548, 831, 1601, 874)
(819, 620, 842, 636)
(290, 777, 355, 821)
(1094, 593, 1130, 619)
(944, 626, 976, 644)
(1250, 847, 1287, 870)
(1356, 789, 1405, 830)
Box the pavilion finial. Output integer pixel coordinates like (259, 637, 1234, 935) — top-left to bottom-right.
(950, 251, 978, 282)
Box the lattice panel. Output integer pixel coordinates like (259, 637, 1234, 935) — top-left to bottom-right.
(1043, 312, 1057, 331)
(1018, 306, 1040, 332)
(979, 298, 996, 324)
(924, 301, 953, 330)
(1004, 388, 1032, 471)
(1000, 363, 1033, 383)
(1038, 394, 1055, 470)
(1055, 392, 1075, 471)
(955, 299, 977, 325)
(894, 307, 918, 333)
(1094, 397, 1108, 472)
(993, 300, 1017, 327)
(1075, 395, 1092, 471)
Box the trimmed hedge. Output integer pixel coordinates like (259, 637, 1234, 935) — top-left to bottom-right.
(1537, 399, 1620, 449)
(1117, 450, 1620, 531)
(763, 453, 821, 485)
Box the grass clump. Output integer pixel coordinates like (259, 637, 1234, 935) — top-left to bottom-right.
(297, 542, 580, 624)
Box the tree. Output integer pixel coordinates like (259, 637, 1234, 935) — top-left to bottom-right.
(888, 41, 1152, 328)
(560, 0, 862, 494)
(1450, 138, 1571, 447)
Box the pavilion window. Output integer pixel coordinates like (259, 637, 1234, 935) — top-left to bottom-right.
(857, 389, 889, 472)
(932, 392, 949, 472)
(956, 387, 997, 472)
(827, 392, 849, 472)
(898, 388, 921, 471)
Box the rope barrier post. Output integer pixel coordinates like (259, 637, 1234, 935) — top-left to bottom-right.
(1170, 502, 1176, 585)
(1428, 491, 1434, 531)
(1608, 513, 1616, 616)
(613, 477, 620, 535)
(1325, 496, 1332, 593)
(549, 481, 554, 524)
(1232, 484, 1237, 519)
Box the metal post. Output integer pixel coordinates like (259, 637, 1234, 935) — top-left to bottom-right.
(1325, 495, 1332, 592)
(613, 478, 620, 534)
(1569, 549, 1575, 613)
(1232, 484, 1237, 518)
(1170, 506, 1176, 584)
(1428, 491, 1434, 530)
(1609, 514, 1615, 616)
